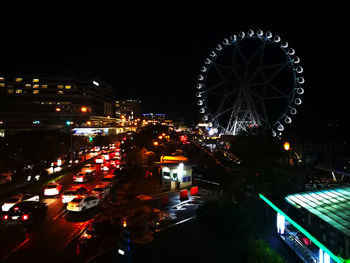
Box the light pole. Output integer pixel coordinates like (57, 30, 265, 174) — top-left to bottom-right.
(66, 121, 73, 161)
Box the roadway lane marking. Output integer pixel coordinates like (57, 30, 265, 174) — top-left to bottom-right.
(155, 216, 196, 233)
(53, 209, 68, 221)
(2, 238, 30, 261)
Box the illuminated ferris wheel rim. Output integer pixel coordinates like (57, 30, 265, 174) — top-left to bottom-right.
(196, 29, 305, 137)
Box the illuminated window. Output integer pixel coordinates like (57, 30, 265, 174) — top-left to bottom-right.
(33, 84, 39, 89)
(65, 85, 71, 89)
(25, 84, 31, 88)
(0, 77, 4, 81)
(33, 79, 39, 83)
(16, 89, 22, 94)
(33, 90, 39, 94)
(41, 84, 48, 88)
(57, 85, 63, 89)
(0, 83, 5, 87)
(15, 78, 22, 82)
(7, 89, 14, 93)
(58, 90, 64, 94)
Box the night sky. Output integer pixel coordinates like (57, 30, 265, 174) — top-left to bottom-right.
(1, 6, 348, 134)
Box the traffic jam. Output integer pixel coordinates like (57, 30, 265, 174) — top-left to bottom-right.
(0, 143, 124, 259)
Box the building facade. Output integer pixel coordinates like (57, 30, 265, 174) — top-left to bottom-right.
(115, 99, 141, 120)
(0, 75, 115, 130)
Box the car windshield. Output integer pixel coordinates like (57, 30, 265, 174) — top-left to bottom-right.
(6, 197, 20, 203)
(47, 185, 58, 188)
(102, 178, 111, 182)
(71, 198, 83, 203)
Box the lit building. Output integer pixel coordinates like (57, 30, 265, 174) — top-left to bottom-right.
(260, 186, 350, 263)
(0, 75, 115, 130)
(142, 113, 166, 122)
(115, 99, 141, 120)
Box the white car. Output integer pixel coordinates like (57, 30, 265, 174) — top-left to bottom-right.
(1, 193, 39, 212)
(44, 182, 62, 196)
(61, 186, 89, 204)
(67, 196, 101, 212)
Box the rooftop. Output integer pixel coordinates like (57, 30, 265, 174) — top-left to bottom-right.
(285, 186, 350, 237)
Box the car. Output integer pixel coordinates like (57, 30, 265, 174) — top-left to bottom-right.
(61, 186, 89, 204)
(81, 164, 96, 173)
(67, 196, 101, 212)
(44, 182, 63, 197)
(73, 171, 94, 183)
(2, 193, 40, 212)
(2, 201, 47, 227)
(101, 174, 119, 187)
(91, 182, 112, 199)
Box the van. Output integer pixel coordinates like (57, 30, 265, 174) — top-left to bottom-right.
(101, 174, 119, 187)
(91, 182, 111, 199)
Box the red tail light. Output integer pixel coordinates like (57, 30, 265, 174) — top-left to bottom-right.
(73, 176, 76, 179)
(22, 214, 29, 221)
(14, 207, 19, 211)
(3, 215, 8, 220)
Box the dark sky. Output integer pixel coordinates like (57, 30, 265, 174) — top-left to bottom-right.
(1, 6, 348, 133)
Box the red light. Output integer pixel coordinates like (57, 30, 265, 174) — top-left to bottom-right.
(14, 207, 19, 211)
(122, 137, 127, 141)
(3, 215, 8, 220)
(22, 214, 29, 221)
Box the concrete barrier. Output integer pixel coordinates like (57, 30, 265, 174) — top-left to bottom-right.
(190, 186, 198, 196)
(180, 189, 188, 201)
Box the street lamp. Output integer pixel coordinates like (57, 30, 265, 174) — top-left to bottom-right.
(283, 142, 290, 151)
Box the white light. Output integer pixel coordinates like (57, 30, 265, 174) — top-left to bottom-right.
(202, 115, 208, 121)
(295, 98, 302, 105)
(198, 75, 204, 81)
(277, 123, 284, 131)
(324, 253, 330, 263)
(93, 81, 99, 86)
(197, 100, 203, 106)
(297, 77, 305, 84)
(222, 38, 229, 45)
(204, 58, 212, 65)
(208, 129, 215, 136)
(196, 83, 203, 90)
(238, 31, 245, 39)
(284, 116, 292, 124)
(288, 48, 295, 55)
(256, 29, 263, 36)
(118, 249, 125, 255)
(281, 41, 288, 48)
(247, 29, 254, 36)
(293, 56, 300, 63)
(199, 108, 205, 114)
(319, 249, 324, 263)
(230, 34, 237, 41)
(290, 108, 297, 115)
(272, 130, 277, 137)
(209, 51, 216, 57)
(296, 87, 304, 94)
(215, 44, 222, 51)
(296, 66, 303, 73)
(196, 92, 202, 98)
(265, 31, 272, 38)
(200, 66, 207, 72)
(273, 35, 281, 42)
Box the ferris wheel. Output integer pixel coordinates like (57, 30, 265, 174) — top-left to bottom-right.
(196, 29, 304, 137)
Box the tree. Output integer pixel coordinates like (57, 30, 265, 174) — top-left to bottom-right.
(196, 199, 253, 241)
(246, 239, 285, 263)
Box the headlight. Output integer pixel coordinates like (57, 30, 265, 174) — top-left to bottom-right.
(27, 176, 31, 181)
(35, 175, 40, 180)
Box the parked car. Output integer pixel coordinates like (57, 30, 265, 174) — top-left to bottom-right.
(67, 196, 101, 212)
(2, 201, 47, 227)
(2, 193, 40, 212)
